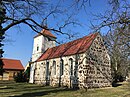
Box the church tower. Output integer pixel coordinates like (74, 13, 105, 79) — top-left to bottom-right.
(30, 29, 56, 83)
(31, 29, 56, 62)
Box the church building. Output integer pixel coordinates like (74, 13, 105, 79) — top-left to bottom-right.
(29, 29, 112, 89)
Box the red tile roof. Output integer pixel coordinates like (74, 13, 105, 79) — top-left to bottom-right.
(1, 58, 24, 70)
(34, 29, 56, 38)
(37, 33, 98, 62)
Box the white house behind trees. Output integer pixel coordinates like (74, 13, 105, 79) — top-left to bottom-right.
(29, 29, 112, 89)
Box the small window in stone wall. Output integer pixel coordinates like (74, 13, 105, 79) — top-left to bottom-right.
(37, 46, 39, 51)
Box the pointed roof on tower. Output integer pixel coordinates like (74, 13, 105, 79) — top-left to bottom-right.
(34, 29, 56, 39)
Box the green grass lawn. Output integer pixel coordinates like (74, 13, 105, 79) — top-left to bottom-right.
(0, 81, 130, 97)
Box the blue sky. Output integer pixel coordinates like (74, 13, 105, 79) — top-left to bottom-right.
(3, 0, 109, 67)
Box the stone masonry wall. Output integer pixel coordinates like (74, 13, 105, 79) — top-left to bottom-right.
(34, 55, 79, 88)
(33, 34, 111, 89)
(78, 34, 111, 89)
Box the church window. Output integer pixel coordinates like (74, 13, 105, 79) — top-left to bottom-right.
(46, 62, 49, 80)
(60, 59, 64, 76)
(48, 38, 51, 41)
(69, 58, 73, 75)
(53, 61, 56, 75)
(37, 46, 39, 51)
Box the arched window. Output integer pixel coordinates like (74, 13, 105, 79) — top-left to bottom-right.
(60, 59, 64, 76)
(69, 58, 73, 75)
(53, 61, 56, 75)
(46, 62, 49, 79)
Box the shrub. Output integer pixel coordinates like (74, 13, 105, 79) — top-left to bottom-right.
(14, 71, 27, 82)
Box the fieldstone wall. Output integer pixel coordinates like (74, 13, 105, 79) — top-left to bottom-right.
(34, 55, 79, 88)
(32, 34, 111, 89)
(78, 34, 111, 89)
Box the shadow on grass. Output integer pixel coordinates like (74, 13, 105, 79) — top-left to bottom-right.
(0, 86, 14, 89)
(9, 87, 77, 97)
(112, 83, 122, 87)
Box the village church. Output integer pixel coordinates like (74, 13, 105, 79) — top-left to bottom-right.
(29, 29, 112, 89)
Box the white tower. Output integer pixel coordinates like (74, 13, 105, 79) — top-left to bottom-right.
(32, 29, 56, 62)
(29, 29, 56, 83)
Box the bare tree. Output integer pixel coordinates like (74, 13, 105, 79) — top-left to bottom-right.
(90, 0, 130, 47)
(104, 28, 130, 83)
(0, 0, 85, 58)
(0, 0, 87, 76)
(1, 0, 129, 78)
(74, 0, 130, 83)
